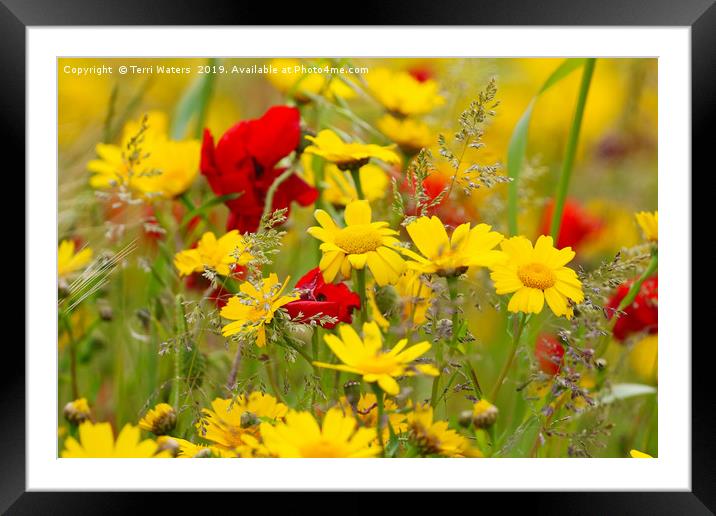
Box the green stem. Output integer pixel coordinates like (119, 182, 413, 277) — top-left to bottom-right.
(172, 295, 187, 412)
(371, 384, 385, 455)
(489, 314, 526, 402)
(61, 312, 80, 399)
(312, 327, 320, 361)
(550, 58, 596, 240)
(355, 268, 367, 325)
(265, 358, 286, 404)
(618, 249, 658, 311)
(259, 168, 296, 231)
(446, 276, 483, 398)
(349, 167, 364, 200)
(193, 58, 217, 139)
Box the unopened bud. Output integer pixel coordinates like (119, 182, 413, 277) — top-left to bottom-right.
(458, 410, 474, 428)
(240, 411, 260, 428)
(472, 399, 499, 429)
(343, 380, 361, 411)
(98, 299, 113, 321)
(156, 436, 180, 457)
(138, 403, 176, 435)
(63, 398, 91, 425)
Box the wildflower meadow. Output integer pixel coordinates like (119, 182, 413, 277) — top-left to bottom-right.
(58, 58, 658, 459)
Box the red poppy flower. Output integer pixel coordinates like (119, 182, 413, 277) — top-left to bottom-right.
(535, 334, 565, 376)
(284, 268, 361, 329)
(539, 199, 603, 251)
(408, 65, 434, 83)
(200, 106, 318, 233)
(606, 276, 658, 342)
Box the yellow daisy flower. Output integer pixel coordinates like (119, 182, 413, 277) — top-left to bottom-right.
(259, 407, 379, 458)
(395, 269, 434, 325)
(366, 68, 445, 116)
(402, 216, 506, 277)
(138, 403, 177, 435)
(377, 115, 433, 154)
(313, 322, 438, 395)
(267, 58, 356, 101)
(301, 154, 389, 206)
(220, 274, 298, 347)
(635, 210, 658, 242)
(490, 235, 584, 319)
(58, 240, 93, 278)
(304, 129, 400, 170)
(630, 449, 654, 458)
(308, 200, 406, 287)
(61, 421, 171, 458)
(87, 111, 200, 200)
(407, 404, 481, 457)
(197, 393, 288, 450)
(173, 230, 253, 277)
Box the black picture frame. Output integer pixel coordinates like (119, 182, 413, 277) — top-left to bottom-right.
(5, 0, 708, 512)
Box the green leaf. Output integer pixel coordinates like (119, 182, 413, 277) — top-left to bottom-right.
(171, 58, 218, 140)
(506, 58, 586, 235)
(599, 383, 657, 405)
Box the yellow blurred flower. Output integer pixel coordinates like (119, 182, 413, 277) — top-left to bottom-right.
(313, 322, 438, 395)
(304, 129, 400, 170)
(138, 403, 177, 435)
(402, 216, 505, 277)
(301, 154, 389, 206)
(377, 115, 433, 154)
(395, 269, 433, 325)
(635, 211, 658, 242)
(367, 287, 390, 330)
(197, 393, 288, 450)
(630, 449, 654, 458)
(61, 421, 170, 458)
(407, 404, 481, 457)
(490, 235, 584, 319)
(259, 407, 379, 457)
(579, 200, 639, 258)
(629, 334, 658, 385)
(220, 274, 298, 347)
(58, 240, 93, 278)
(366, 68, 444, 116)
(87, 111, 200, 200)
(308, 200, 405, 286)
(267, 58, 356, 101)
(173, 230, 253, 277)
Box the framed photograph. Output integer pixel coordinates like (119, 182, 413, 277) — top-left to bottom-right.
(6, 0, 708, 511)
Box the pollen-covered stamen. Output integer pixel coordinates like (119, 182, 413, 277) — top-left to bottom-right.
(334, 225, 384, 254)
(517, 263, 556, 290)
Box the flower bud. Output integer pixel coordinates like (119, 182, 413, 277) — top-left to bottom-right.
(240, 411, 259, 428)
(156, 436, 180, 457)
(138, 403, 177, 435)
(63, 398, 91, 425)
(458, 410, 474, 428)
(343, 380, 362, 411)
(472, 399, 498, 429)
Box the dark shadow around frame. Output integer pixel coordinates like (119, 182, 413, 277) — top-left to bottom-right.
(5, 0, 710, 512)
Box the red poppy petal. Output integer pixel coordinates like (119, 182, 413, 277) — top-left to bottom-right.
(246, 106, 301, 168)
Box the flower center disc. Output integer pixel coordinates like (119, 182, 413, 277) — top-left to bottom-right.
(335, 225, 383, 255)
(517, 263, 556, 290)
